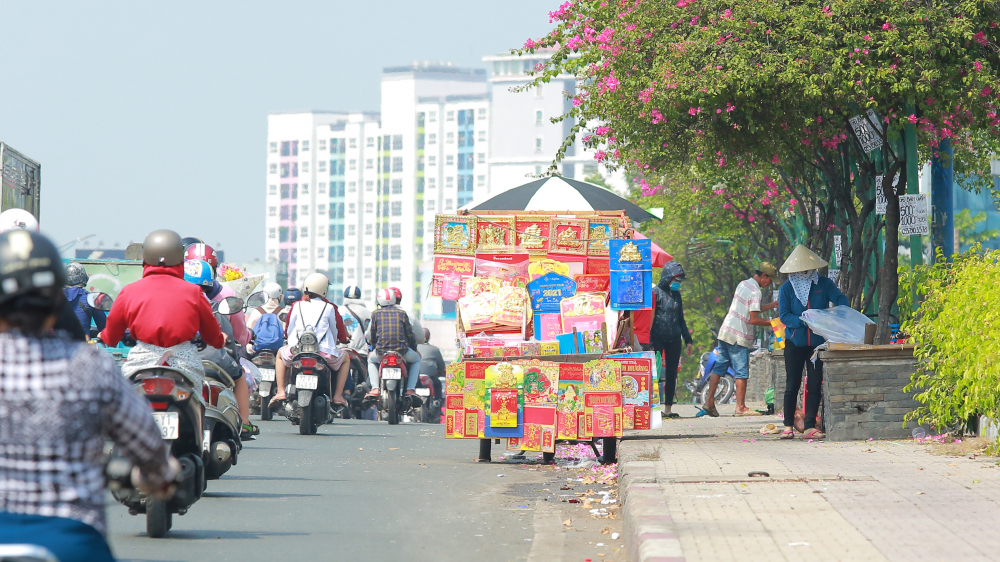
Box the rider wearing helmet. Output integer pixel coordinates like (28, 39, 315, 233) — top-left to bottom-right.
(418, 326, 446, 399)
(100, 229, 225, 396)
(184, 243, 219, 273)
(0, 208, 39, 232)
(184, 259, 257, 439)
(281, 287, 303, 328)
(271, 273, 351, 408)
(0, 231, 177, 562)
(341, 285, 370, 353)
(388, 286, 425, 347)
(366, 288, 421, 397)
(63, 262, 107, 337)
(246, 282, 284, 333)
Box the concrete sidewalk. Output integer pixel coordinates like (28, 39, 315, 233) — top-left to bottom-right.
(619, 404, 1000, 562)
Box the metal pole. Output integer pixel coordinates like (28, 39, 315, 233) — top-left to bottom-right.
(903, 105, 924, 266)
(931, 139, 955, 261)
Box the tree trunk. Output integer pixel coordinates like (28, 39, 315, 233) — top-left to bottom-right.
(875, 167, 905, 344)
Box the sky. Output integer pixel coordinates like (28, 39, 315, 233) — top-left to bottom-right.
(1, 0, 552, 261)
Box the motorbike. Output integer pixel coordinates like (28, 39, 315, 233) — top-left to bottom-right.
(280, 328, 336, 435)
(375, 351, 423, 425)
(685, 349, 737, 405)
(252, 350, 278, 421)
(200, 358, 243, 479)
(412, 373, 441, 424)
(111, 353, 206, 539)
(339, 347, 372, 420)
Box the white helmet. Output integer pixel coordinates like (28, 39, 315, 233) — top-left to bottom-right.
(263, 282, 283, 300)
(376, 288, 395, 307)
(302, 272, 330, 298)
(0, 209, 39, 233)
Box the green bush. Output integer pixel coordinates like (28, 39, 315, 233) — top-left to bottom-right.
(902, 246, 1000, 439)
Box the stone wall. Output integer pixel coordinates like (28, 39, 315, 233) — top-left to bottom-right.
(818, 347, 918, 441)
(745, 352, 770, 408)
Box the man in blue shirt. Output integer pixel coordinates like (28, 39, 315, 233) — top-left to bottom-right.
(777, 245, 849, 441)
(63, 263, 106, 337)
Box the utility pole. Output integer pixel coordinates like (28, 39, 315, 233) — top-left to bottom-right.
(903, 104, 923, 267)
(931, 139, 955, 261)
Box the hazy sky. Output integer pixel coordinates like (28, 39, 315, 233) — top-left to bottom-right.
(1, 0, 552, 261)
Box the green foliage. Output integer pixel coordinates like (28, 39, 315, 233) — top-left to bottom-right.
(583, 171, 612, 189)
(956, 208, 1000, 247)
(902, 245, 1000, 438)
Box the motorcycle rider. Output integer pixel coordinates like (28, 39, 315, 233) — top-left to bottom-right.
(366, 289, 421, 397)
(389, 286, 425, 348)
(247, 282, 284, 332)
(184, 259, 258, 440)
(100, 229, 226, 399)
(417, 327, 446, 399)
(186, 243, 252, 349)
(0, 230, 178, 562)
(341, 285, 370, 353)
(270, 273, 350, 407)
(63, 262, 107, 336)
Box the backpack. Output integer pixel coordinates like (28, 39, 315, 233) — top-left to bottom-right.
(254, 307, 284, 351)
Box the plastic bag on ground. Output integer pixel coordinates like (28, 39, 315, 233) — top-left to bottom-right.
(800, 305, 874, 344)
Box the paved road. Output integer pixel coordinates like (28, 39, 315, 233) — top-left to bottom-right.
(108, 418, 624, 562)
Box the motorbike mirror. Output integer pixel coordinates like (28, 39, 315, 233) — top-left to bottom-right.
(86, 292, 114, 312)
(218, 296, 244, 315)
(246, 292, 268, 309)
(278, 311, 288, 323)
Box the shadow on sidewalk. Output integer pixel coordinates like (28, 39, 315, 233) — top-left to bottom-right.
(622, 434, 717, 441)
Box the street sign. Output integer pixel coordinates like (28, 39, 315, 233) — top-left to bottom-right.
(849, 109, 884, 153)
(874, 172, 899, 215)
(834, 235, 842, 267)
(899, 194, 930, 236)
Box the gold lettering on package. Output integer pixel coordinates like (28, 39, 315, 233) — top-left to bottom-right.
(618, 241, 642, 262)
(520, 224, 544, 248)
(479, 225, 505, 248)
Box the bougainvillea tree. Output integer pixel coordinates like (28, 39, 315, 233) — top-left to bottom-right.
(522, 0, 1000, 341)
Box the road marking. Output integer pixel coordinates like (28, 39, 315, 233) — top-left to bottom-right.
(526, 498, 565, 562)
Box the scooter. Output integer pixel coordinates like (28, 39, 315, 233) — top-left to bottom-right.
(376, 351, 422, 425)
(111, 353, 206, 539)
(414, 373, 442, 424)
(200, 359, 243, 479)
(252, 350, 278, 421)
(685, 349, 737, 405)
(340, 347, 372, 420)
(280, 328, 336, 435)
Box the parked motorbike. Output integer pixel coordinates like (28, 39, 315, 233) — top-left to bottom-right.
(376, 351, 422, 425)
(280, 328, 335, 434)
(111, 353, 205, 539)
(685, 349, 736, 405)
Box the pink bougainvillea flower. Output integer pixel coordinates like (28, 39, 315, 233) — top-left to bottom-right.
(975, 60, 984, 72)
(676, 0, 688, 6)
(975, 31, 988, 45)
(524, 38, 537, 50)
(909, 114, 918, 124)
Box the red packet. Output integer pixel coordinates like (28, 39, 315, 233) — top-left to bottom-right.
(490, 388, 519, 428)
(561, 293, 607, 334)
(623, 405, 636, 430)
(441, 274, 463, 300)
(521, 405, 557, 453)
(434, 255, 475, 275)
(587, 258, 610, 275)
(445, 394, 464, 438)
(557, 363, 584, 440)
(575, 274, 610, 293)
(584, 391, 623, 437)
(536, 313, 562, 341)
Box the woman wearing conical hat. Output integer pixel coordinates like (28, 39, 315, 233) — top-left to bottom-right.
(776, 245, 849, 441)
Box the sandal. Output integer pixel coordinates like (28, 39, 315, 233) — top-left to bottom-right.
(802, 428, 826, 440)
(240, 422, 259, 441)
(734, 410, 763, 417)
(699, 405, 720, 418)
(780, 428, 795, 439)
(665, 412, 681, 419)
(268, 395, 286, 409)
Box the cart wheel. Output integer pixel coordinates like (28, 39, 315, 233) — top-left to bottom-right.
(600, 437, 617, 464)
(477, 438, 492, 462)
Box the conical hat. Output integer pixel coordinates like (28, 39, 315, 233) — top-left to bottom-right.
(779, 245, 828, 273)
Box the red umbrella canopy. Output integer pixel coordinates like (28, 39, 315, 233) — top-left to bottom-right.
(633, 232, 671, 267)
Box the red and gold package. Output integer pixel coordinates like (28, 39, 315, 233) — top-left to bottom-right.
(587, 258, 610, 275)
(557, 362, 584, 440)
(465, 276, 501, 296)
(587, 217, 619, 257)
(617, 357, 653, 430)
(445, 394, 464, 438)
(561, 293, 607, 334)
(434, 255, 476, 276)
(463, 362, 492, 437)
(458, 292, 498, 331)
(520, 405, 557, 453)
(492, 285, 529, 327)
(584, 391, 623, 437)
(475, 252, 529, 287)
(515, 216, 551, 254)
(476, 216, 516, 252)
(489, 388, 519, 428)
(549, 218, 589, 255)
(575, 274, 610, 293)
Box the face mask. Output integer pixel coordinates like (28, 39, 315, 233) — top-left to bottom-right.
(670, 281, 682, 291)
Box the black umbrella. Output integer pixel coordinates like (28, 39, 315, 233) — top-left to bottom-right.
(465, 176, 659, 223)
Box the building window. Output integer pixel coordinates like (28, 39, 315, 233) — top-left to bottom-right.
(301, 183, 309, 195)
(366, 137, 374, 147)
(300, 227, 308, 238)
(349, 159, 357, 170)
(365, 203, 374, 214)
(319, 182, 327, 194)
(268, 206, 277, 217)
(391, 223, 402, 238)
(269, 184, 277, 195)
(535, 137, 543, 153)
(360, 158, 370, 170)
(445, 199, 454, 210)
(269, 163, 277, 175)
(428, 177, 437, 189)
(364, 224, 373, 236)
(478, 130, 487, 142)
(535, 84, 543, 97)
(392, 135, 403, 150)
(477, 175, 486, 186)
(365, 181, 374, 191)
(318, 205, 327, 216)
(268, 228, 276, 239)
(477, 153, 486, 164)
(390, 245, 402, 260)
(348, 181, 357, 192)
(280, 163, 289, 177)
(318, 161, 326, 172)
(364, 246, 373, 257)
(391, 201, 402, 216)
(446, 111, 455, 122)
(428, 155, 437, 166)
(319, 139, 327, 150)
(301, 204, 309, 215)
(478, 108, 487, 119)
(391, 157, 403, 173)
(390, 267, 402, 282)
(446, 132, 455, 144)
(391, 179, 403, 194)
(446, 176, 455, 188)
(268, 249, 276, 260)
(535, 110, 544, 126)
(348, 203, 356, 214)
(280, 141, 290, 156)
(429, 111, 438, 122)
(428, 133, 437, 145)
(427, 199, 436, 211)
(364, 268, 373, 278)
(269, 142, 277, 153)
(446, 155, 455, 166)
(348, 246, 356, 257)
(346, 225, 355, 236)
(349, 138, 357, 149)
(302, 140, 310, 151)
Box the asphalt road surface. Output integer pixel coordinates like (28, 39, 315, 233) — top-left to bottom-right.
(107, 418, 625, 562)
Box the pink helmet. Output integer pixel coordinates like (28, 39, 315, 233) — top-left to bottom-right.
(184, 243, 219, 270)
(376, 288, 395, 307)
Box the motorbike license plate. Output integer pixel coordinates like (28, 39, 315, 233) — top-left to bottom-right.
(151, 412, 179, 440)
(259, 381, 272, 396)
(415, 388, 430, 397)
(382, 367, 402, 380)
(296, 374, 319, 390)
(260, 368, 276, 382)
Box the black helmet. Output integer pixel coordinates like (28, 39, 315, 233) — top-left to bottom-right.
(66, 263, 89, 287)
(284, 287, 303, 305)
(0, 230, 66, 308)
(143, 229, 184, 266)
(181, 236, 204, 249)
(343, 285, 361, 300)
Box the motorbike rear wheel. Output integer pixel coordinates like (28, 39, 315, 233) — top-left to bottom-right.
(386, 390, 400, 425)
(300, 403, 315, 435)
(146, 499, 171, 538)
(699, 375, 735, 406)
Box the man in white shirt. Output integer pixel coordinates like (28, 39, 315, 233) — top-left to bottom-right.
(270, 273, 349, 407)
(340, 285, 371, 353)
(702, 263, 778, 417)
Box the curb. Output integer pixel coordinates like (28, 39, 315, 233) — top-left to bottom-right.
(619, 447, 686, 562)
